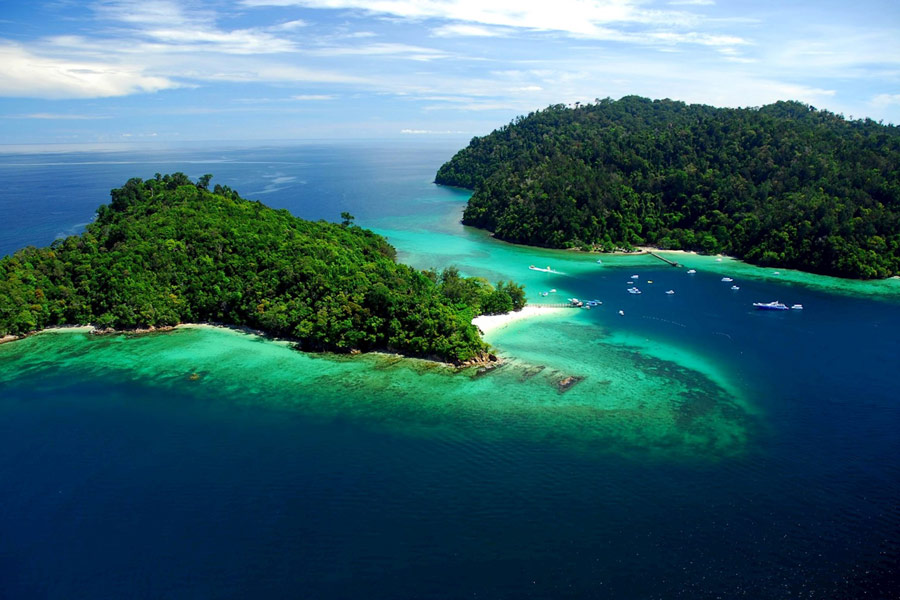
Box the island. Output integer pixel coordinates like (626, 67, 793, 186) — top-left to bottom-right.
(436, 96, 900, 279)
(0, 174, 526, 365)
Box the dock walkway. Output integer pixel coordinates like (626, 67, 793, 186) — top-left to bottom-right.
(648, 251, 680, 267)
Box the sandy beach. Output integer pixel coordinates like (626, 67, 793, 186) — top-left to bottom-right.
(472, 305, 568, 335)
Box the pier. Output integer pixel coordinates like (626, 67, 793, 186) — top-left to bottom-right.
(648, 251, 680, 267)
(531, 303, 581, 309)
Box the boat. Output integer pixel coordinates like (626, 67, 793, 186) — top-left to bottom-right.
(618, 310, 625, 316)
(791, 304, 804, 310)
(540, 291, 549, 297)
(731, 285, 740, 290)
(716, 258, 723, 262)
(647, 280, 653, 284)
(687, 269, 696, 274)
(773, 271, 780, 275)
(630, 274, 639, 279)
(596, 259, 603, 264)
(627, 287, 642, 294)
(753, 301, 789, 310)
(529, 265, 554, 273)
(721, 277, 733, 282)
(665, 290, 675, 295)
(549, 289, 556, 293)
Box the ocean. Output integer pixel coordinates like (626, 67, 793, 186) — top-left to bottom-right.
(1, 141, 898, 598)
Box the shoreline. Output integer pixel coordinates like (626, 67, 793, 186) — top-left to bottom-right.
(472, 305, 567, 335)
(2, 321, 498, 368)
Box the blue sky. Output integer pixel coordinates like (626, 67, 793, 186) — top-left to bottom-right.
(1, 0, 898, 145)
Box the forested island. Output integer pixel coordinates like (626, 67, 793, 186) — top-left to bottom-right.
(0, 174, 526, 364)
(436, 96, 900, 279)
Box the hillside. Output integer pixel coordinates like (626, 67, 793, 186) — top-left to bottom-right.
(0, 174, 526, 363)
(436, 96, 900, 278)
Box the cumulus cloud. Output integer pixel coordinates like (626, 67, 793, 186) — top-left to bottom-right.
(0, 43, 177, 99)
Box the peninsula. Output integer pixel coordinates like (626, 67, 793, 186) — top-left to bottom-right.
(0, 174, 526, 364)
(436, 96, 900, 279)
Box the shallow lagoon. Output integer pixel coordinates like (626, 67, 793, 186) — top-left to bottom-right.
(1, 142, 898, 597)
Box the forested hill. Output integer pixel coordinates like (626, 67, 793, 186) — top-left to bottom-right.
(0, 174, 526, 364)
(436, 96, 900, 279)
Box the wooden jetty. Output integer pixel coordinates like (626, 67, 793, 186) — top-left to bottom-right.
(647, 251, 680, 267)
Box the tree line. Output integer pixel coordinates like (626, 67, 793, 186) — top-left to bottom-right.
(436, 96, 900, 278)
(0, 174, 526, 363)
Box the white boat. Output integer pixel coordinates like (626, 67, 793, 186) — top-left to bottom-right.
(791, 304, 804, 310)
(687, 269, 696, 274)
(773, 271, 780, 275)
(731, 285, 740, 290)
(665, 290, 675, 295)
(721, 277, 733, 282)
(716, 258, 722, 262)
(627, 287, 642, 294)
(753, 301, 788, 311)
(549, 289, 556, 293)
(630, 275, 639, 279)
(596, 259, 603, 264)
(529, 265, 554, 273)
(618, 310, 625, 316)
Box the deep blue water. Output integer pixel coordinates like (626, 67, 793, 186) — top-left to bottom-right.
(1, 142, 898, 599)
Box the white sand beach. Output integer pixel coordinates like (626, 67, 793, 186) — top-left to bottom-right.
(472, 305, 568, 335)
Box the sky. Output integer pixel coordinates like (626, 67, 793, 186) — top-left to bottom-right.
(1, 0, 898, 146)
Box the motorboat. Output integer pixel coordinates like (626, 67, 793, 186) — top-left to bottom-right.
(630, 275, 639, 279)
(753, 301, 788, 310)
(687, 269, 696, 274)
(731, 285, 740, 290)
(791, 304, 804, 310)
(529, 265, 554, 273)
(618, 310, 625, 316)
(627, 287, 642, 294)
(721, 277, 733, 282)
(665, 290, 675, 295)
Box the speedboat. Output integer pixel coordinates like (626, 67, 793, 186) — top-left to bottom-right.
(753, 301, 788, 310)
(627, 287, 642, 294)
(665, 290, 675, 295)
(549, 289, 556, 293)
(731, 285, 740, 290)
(618, 310, 625, 316)
(596, 259, 603, 264)
(721, 277, 733, 282)
(529, 265, 554, 272)
(630, 275, 639, 279)
(791, 304, 804, 310)
(687, 269, 696, 274)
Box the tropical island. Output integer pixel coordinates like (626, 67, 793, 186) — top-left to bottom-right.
(436, 96, 900, 279)
(0, 174, 526, 364)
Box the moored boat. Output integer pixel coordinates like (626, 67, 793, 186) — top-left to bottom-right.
(753, 301, 788, 310)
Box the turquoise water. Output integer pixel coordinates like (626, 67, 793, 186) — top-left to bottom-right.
(1, 143, 898, 598)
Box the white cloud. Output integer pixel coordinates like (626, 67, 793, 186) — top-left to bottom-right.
(292, 94, 336, 100)
(872, 94, 900, 107)
(271, 19, 309, 31)
(0, 43, 177, 99)
(308, 42, 450, 61)
(432, 23, 507, 37)
(240, 0, 713, 37)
